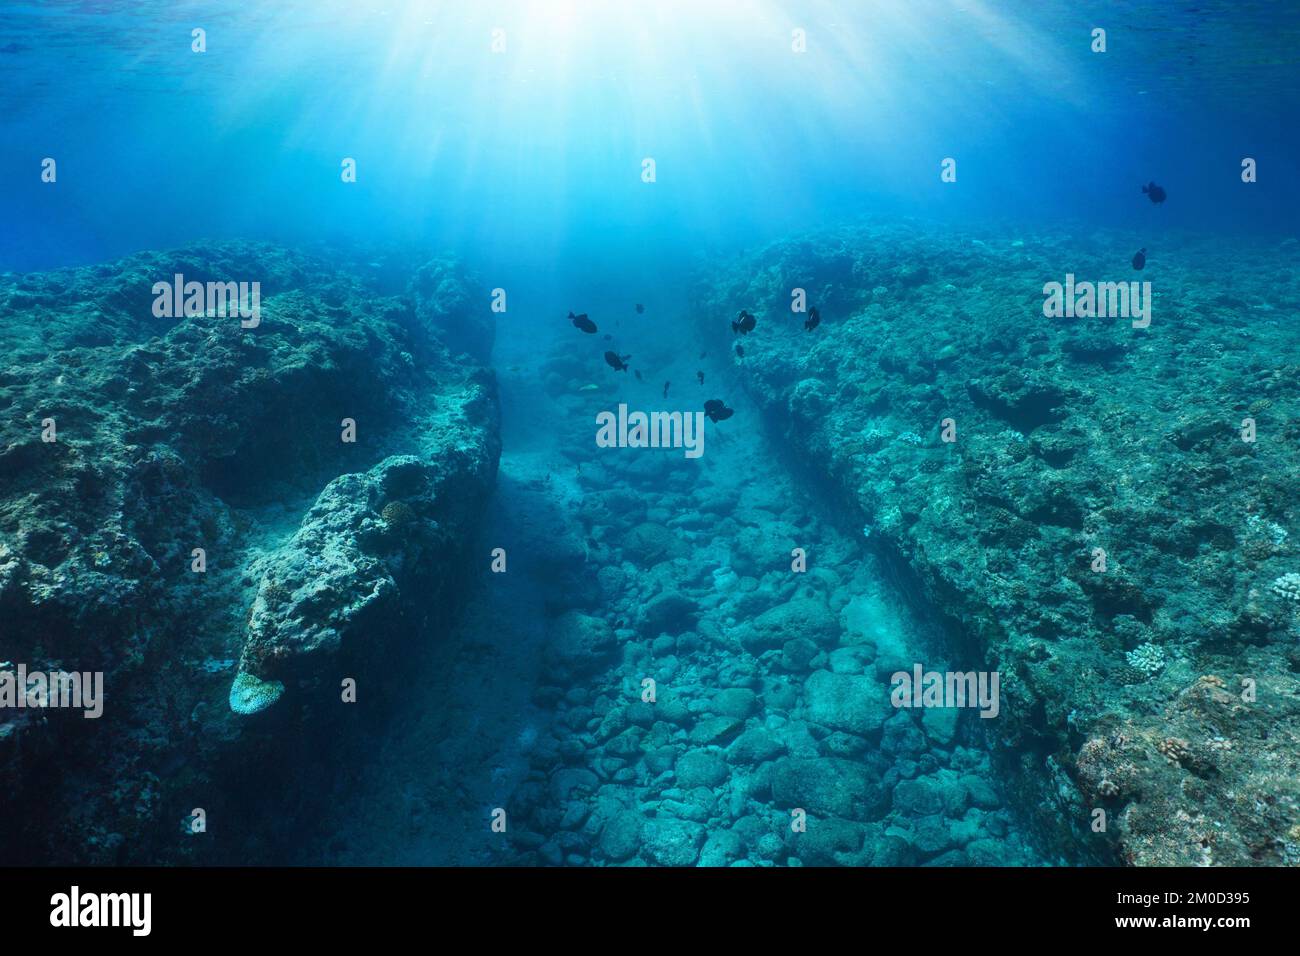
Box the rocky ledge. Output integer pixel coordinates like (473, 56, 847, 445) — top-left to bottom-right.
(695, 220, 1300, 865)
(0, 241, 499, 863)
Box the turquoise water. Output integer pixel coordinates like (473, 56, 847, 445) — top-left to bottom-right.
(5, 1, 1298, 274)
(2, 2, 1299, 867)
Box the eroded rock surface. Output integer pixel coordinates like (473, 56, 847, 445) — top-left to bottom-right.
(0, 241, 499, 862)
(695, 221, 1300, 865)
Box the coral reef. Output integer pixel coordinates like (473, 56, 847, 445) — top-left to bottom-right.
(0, 241, 499, 863)
(228, 671, 285, 716)
(1125, 643, 1165, 677)
(693, 220, 1300, 865)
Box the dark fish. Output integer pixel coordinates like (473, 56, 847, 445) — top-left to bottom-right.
(732, 310, 756, 334)
(663, 381, 670, 399)
(1141, 181, 1166, 204)
(569, 311, 597, 333)
(703, 399, 734, 423)
(635, 304, 644, 314)
(805, 307, 820, 332)
(697, 371, 704, 385)
(604, 351, 631, 372)
(699, 351, 707, 359)
(1132, 248, 1146, 270)
(634, 370, 643, 381)
(603, 333, 613, 341)
(735, 344, 744, 357)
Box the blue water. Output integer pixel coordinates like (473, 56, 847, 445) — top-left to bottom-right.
(4, 1, 1298, 277)
(3, 1, 1300, 868)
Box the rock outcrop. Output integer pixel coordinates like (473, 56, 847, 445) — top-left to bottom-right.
(0, 241, 499, 863)
(694, 221, 1300, 865)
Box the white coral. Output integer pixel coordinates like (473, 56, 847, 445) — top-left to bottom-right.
(1247, 514, 1288, 545)
(1125, 642, 1165, 676)
(1271, 572, 1300, 602)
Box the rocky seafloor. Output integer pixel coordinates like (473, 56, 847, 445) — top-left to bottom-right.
(692, 220, 1300, 866)
(4, 222, 1296, 868)
(0, 242, 500, 863)
(302, 326, 1043, 867)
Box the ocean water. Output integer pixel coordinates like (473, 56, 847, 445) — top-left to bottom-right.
(2, 2, 1299, 868)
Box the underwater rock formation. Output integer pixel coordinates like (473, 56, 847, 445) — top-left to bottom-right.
(0, 242, 499, 863)
(408, 257, 495, 363)
(479, 332, 1037, 869)
(695, 221, 1300, 865)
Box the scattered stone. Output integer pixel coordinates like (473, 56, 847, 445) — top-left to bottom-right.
(689, 715, 745, 746)
(640, 818, 705, 866)
(771, 757, 884, 819)
(640, 590, 698, 636)
(675, 750, 730, 789)
(794, 817, 865, 865)
(741, 597, 840, 653)
(711, 687, 758, 719)
(599, 811, 642, 862)
(803, 670, 891, 737)
(921, 706, 960, 746)
(726, 728, 786, 766)
(699, 829, 745, 866)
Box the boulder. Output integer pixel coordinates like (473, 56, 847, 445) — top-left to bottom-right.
(640, 818, 705, 866)
(770, 757, 885, 819)
(741, 597, 840, 653)
(543, 611, 618, 680)
(803, 670, 892, 737)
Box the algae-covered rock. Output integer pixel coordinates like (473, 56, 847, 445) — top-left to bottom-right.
(621, 522, 688, 566)
(803, 669, 892, 737)
(921, 705, 961, 746)
(793, 817, 866, 865)
(543, 611, 618, 679)
(232, 449, 494, 708)
(639, 590, 698, 636)
(740, 596, 840, 653)
(697, 221, 1300, 865)
(674, 750, 730, 789)
(892, 776, 952, 817)
(408, 257, 493, 362)
(728, 522, 799, 577)
(0, 241, 500, 863)
(699, 829, 746, 867)
(770, 756, 885, 819)
(710, 687, 758, 719)
(726, 727, 786, 766)
(640, 817, 706, 866)
(689, 715, 745, 746)
(598, 810, 642, 862)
